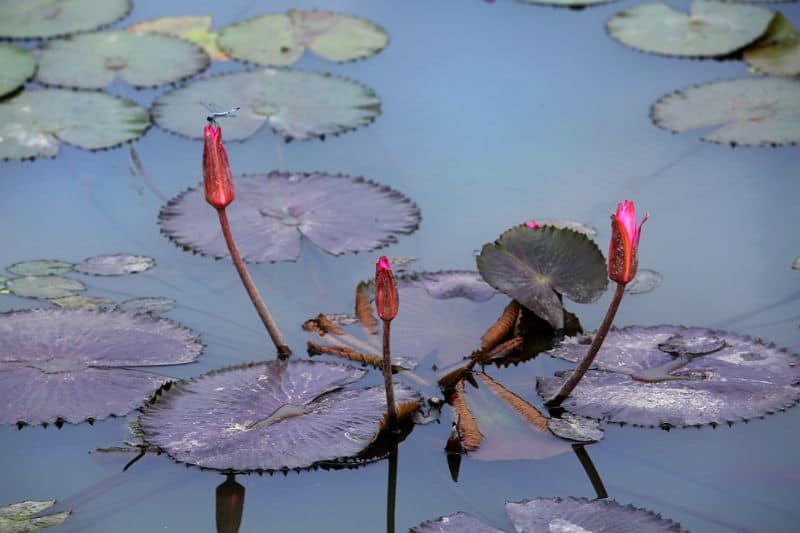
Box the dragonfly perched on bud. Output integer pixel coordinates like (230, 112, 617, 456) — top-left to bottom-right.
(200, 102, 241, 127)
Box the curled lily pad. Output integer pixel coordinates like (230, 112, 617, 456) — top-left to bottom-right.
(625, 268, 663, 295)
(159, 172, 419, 263)
(7, 260, 73, 277)
(606, 0, 773, 58)
(35, 31, 209, 89)
(0, 309, 202, 426)
(411, 512, 501, 533)
(537, 325, 800, 428)
(51, 295, 114, 310)
(74, 254, 155, 276)
(118, 297, 175, 315)
(0, 499, 70, 532)
(6, 275, 85, 299)
(0, 89, 150, 161)
(139, 360, 421, 472)
(743, 13, 800, 76)
(0, 45, 36, 99)
(476, 225, 608, 329)
(419, 271, 497, 302)
(650, 77, 800, 147)
(505, 497, 685, 532)
(152, 69, 380, 141)
(126, 15, 227, 61)
(218, 10, 388, 67)
(0, 0, 131, 40)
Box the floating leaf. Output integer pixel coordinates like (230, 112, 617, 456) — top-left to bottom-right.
(519, 0, 617, 7)
(476, 225, 608, 329)
(505, 497, 685, 532)
(625, 268, 663, 294)
(51, 295, 114, 310)
(537, 219, 598, 238)
(0, 0, 131, 40)
(159, 172, 419, 263)
(0, 45, 36, 98)
(6, 275, 85, 299)
(650, 77, 800, 146)
(537, 325, 800, 428)
(218, 10, 388, 67)
(126, 15, 228, 61)
(743, 13, 800, 76)
(420, 271, 497, 302)
(411, 512, 502, 533)
(606, 0, 772, 58)
(7, 260, 73, 277)
(547, 412, 604, 443)
(0, 499, 70, 532)
(0, 309, 202, 426)
(74, 254, 155, 276)
(0, 89, 150, 161)
(152, 69, 380, 142)
(117, 297, 175, 315)
(139, 360, 420, 472)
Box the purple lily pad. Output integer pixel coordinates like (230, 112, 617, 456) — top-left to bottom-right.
(0, 309, 202, 426)
(158, 172, 420, 263)
(411, 512, 502, 533)
(74, 254, 155, 276)
(537, 325, 800, 428)
(139, 360, 420, 472)
(505, 497, 685, 532)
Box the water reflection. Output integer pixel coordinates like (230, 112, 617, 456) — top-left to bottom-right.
(216, 474, 245, 533)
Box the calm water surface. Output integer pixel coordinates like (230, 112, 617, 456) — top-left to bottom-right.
(1, 0, 799, 531)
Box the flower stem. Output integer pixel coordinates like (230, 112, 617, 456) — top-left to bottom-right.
(546, 282, 626, 407)
(382, 318, 398, 428)
(217, 208, 292, 358)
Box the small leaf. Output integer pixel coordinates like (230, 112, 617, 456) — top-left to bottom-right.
(0, 499, 70, 531)
(411, 512, 502, 533)
(75, 254, 155, 276)
(625, 268, 663, 294)
(7, 275, 85, 299)
(117, 297, 175, 315)
(7, 260, 74, 277)
(51, 295, 114, 310)
(126, 15, 228, 61)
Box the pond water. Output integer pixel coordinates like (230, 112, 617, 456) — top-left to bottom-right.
(1, 0, 799, 531)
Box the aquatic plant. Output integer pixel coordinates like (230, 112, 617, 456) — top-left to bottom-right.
(376, 256, 400, 427)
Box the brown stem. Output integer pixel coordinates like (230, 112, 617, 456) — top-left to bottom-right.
(386, 443, 398, 533)
(217, 208, 291, 358)
(572, 444, 608, 499)
(546, 282, 626, 407)
(382, 319, 397, 428)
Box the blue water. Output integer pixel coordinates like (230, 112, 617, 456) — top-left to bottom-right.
(1, 0, 799, 531)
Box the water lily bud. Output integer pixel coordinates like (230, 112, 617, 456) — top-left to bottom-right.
(375, 256, 399, 321)
(608, 200, 648, 284)
(525, 220, 541, 229)
(203, 124, 235, 210)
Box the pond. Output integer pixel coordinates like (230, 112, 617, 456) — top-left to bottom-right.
(1, 0, 799, 531)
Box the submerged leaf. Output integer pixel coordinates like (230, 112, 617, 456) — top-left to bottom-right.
(152, 69, 380, 141)
(75, 254, 155, 276)
(0, 45, 36, 99)
(51, 295, 114, 310)
(0, 0, 131, 39)
(139, 360, 420, 471)
(126, 15, 228, 61)
(7, 275, 85, 299)
(159, 172, 420, 263)
(7, 260, 73, 277)
(743, 12, 800, 76)
(35, 31, 209, 89)
(651, 77, 800, 146)
(0, 309, 202, 426)
(411, 512, 502, 533)
(117, 297, 175, 315)
(0, 499, 70, 532)
(0, 89, 150, 161)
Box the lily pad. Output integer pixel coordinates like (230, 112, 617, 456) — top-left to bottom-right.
(0, 45, 36, 98)
(51, 295, 114, 310)
(650, 77, 800, 147)
(505, 497, 685, 532)
(743, 13, 800, 76)
(158, 172, 419, 263)
(0, 89, 150, 161)
(0, 0, 131, 40)
(625, 268, 663, 294)
(411, 512, 502, 533)
(118, 297, 175, 315)
(74, 254, 155, 276)
(0, 499, 70, 532)
(7, 260, 73, 277)
(6, 275, 85, 299)
(139, 360, 420, 472)
(537, 219, 598, 238)
(419, 271, 497, 302)
(606, 0, 773, 58)
(126, 15, 227, 61)
(476, 225, 608, 329)
(218, 10, 388, 67)
(152, 69, 380, 142)
(547, 412, 605, 443)
(0, 309, 202, 426)
(35, 31, 208, 90)
(537, 325, 800, 428)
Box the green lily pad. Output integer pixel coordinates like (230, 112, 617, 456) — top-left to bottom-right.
(519, 0, 618, 8)
(75, 254, 155, 276)
(0, 499, 70, 532)
(743, 13, 800, 76)
(651, 77, 800, 147)
(6, 275, 85, 299)
(476, 225, 608, 329)
(7, 260, 73, 277)
(606, 0, 773, 58)
(126, 15, 228, 61)
(0, 0, 131, 40)
(218, 9, 388, 67)
(0, 89, 150, 161)
(51, 295, 114, 310)
(118, 297, 175, 315)
(0, 45, 36, 99)
(152, 69, 380, 142)
(35, 31, 209, 89)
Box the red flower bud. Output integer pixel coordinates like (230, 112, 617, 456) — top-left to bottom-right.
(375, 256, 398, 321)
(608, 200, 648, 284)
(203, 124, 235, 209)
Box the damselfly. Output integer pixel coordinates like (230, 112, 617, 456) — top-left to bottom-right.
(200, 102, 241, 126)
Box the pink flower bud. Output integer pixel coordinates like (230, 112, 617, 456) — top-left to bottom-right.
(608, 200, 648, 284)
(203, 124, 235, 210)
(375, 256, 398, 321)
